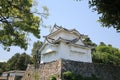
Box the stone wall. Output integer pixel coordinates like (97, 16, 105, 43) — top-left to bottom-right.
(61, 59, 120, 80)
(22, 64, 36, 80)
(22, 59, 62, 80)
(22, 59, 120, 80)
(38, 59, 61, 80)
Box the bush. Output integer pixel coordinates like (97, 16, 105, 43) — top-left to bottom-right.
(49, 75, 57, 80)
(74, 74, 83, 80)
(63, 71, 74, 80)
(63, 71, 100, 80)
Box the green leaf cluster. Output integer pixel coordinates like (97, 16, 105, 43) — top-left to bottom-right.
(0, 52, 32, 75)
(75, 0, 120, 32)
(63, 71, 74, 80)
(63, 71, 100, 80)
(89, 0, 120, 32)
(83, 37, 97, 47)
(0, 62, 7, 75)
(31, 41, 43, 65)
(0, 0, 41, 50)
(7, 53, 33, 70)
(49, 75, 57, 80)
(92, 42, 120, 66)
(0, 53, 32, 72)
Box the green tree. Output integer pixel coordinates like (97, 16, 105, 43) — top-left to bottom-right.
(83, 37, 97, 53)
(0, 62, 7, 75)
(17, 53, 32, 70)
(0, 0, 48, 50)
(99, 42, 106, 46)
(7, 53, 32, 70)
(75, 0, 120, 32)
(92, 43, 120, 66)
(89, 0, 120, 32)
(31, 41, 43, 65)
(83, 37, 97, 47)
(63, 71, 74, 80)
(7, 53, 20, 70)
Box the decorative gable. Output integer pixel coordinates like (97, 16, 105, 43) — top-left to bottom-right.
(45, 24, 87, 46)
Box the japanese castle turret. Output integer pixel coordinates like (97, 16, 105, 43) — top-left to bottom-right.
(40, 25, 92, 63)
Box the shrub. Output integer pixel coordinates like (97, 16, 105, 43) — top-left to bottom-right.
(63, 71, 100, 80)
(49, 75, 57, 80)
(63, 71, 74, 80)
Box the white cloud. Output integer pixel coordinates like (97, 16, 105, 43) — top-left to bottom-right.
(0, 59, 6, 62)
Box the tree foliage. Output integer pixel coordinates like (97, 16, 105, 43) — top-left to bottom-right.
(92, 42, 120, 66)
(7, 53, 20, 70)
(0, 62, 7, 75)
(83, 37, 97, 47)
(63, 71, 99, 80)
(0, 53, 32, 74)
(89, 0, 120, 32)
(7, 53, 32, 70)
(16, 53, 33, 70)
(82, 37, 120, 66)
(0, 0, 48, 50)
(75, 0, 120, 32)
(31, 41, 43, 65)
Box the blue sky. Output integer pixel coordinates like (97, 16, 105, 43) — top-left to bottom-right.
(0, 0, 120, 62)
